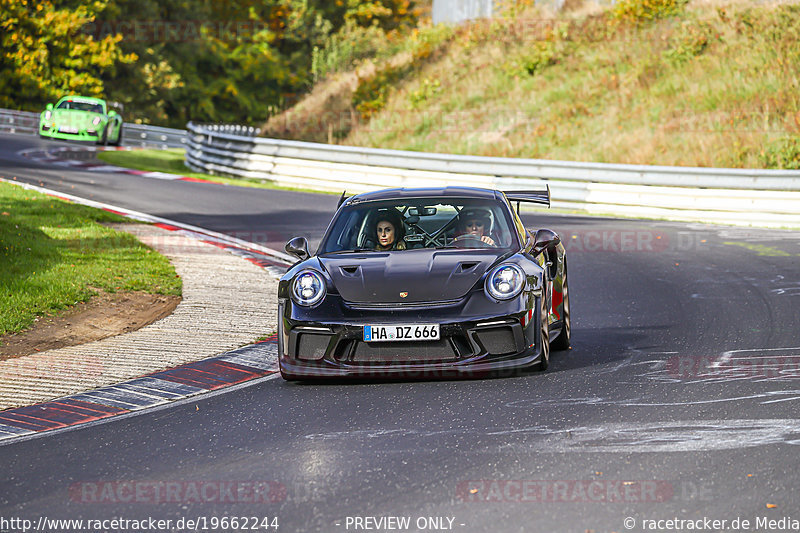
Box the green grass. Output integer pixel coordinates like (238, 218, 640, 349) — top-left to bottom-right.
(97, 148, 202, 178)
(336, 2, 800, 168)
(97, 149, 338, 194)
(0, 182, 182, 337)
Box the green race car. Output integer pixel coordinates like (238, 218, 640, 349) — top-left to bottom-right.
(39, 95, 123, 145)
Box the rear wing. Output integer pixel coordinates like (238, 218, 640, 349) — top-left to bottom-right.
(108, 101, 124, 113)
(504, 186, 550, 208)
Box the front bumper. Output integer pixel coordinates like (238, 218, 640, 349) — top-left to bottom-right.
(278, 292, 544, 379)
(40, 124, 101, 141)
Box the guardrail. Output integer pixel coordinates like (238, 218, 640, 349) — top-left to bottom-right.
(0, 107, 187, 149)
(185, 122, 800, 228)
(122, 123, 187, 149)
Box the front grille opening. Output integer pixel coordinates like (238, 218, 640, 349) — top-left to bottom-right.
(450, 333, 474, 358)
(474, 326, 518, 355)
(296, 333, 331, 361)
(352, 339, 457, 363)
(333, 339, 355, 361)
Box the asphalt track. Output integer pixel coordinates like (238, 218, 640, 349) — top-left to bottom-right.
(2, 133, 800, 532)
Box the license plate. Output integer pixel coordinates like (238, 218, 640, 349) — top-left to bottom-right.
(59, 126, 78, 133)
(363, 324, 440, 342)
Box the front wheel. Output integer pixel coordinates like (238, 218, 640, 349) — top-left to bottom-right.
(551, 261, 571, 351)
(110, 123, 123, 146)
(537, 295, 550, 371)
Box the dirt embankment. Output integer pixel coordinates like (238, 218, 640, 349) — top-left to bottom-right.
(0, 291, 180, 360)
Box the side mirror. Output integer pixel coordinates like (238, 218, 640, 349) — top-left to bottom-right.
(46, 103, 53, 111)
(531, 228, 560, 256)
(285, 237, 310, 261)
(108, 110, 117, 117)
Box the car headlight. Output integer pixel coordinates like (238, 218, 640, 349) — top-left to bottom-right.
(92, 116, 101, 125)
(485, 264, 525, 300)
(291, 270, 326, 306)
(44, 110, 51, 120)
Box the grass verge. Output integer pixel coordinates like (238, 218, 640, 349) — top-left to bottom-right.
(98, 149, 215, 181)
(0, 181, 182, 337)
(97, 149, 337, 194)
(269, 1, 800, 169)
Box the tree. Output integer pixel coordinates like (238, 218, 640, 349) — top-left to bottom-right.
(0, 0, 134, 109)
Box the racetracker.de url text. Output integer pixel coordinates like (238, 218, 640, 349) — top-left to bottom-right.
(627, 516, 798, 530)
(0, 515, 279, 532)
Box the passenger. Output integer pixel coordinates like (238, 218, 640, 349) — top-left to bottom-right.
(455, 209, 496, 246)
(373, 211, 407, 251)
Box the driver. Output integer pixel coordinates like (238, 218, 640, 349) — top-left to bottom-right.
(455, 208, 496, 246)
(373, 210, 407, 251)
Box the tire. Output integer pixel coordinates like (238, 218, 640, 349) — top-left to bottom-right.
(111, 123, 123, 146)
(97, 126, 108, 146)
(551, 260, 571, 351)
(537, 294, 550, 371)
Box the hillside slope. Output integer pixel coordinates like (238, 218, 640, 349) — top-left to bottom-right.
(262, 0, 800, 169)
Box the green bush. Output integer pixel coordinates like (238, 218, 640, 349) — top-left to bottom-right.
(354, 63, 407, 119)
(352, 35, 448, 120)
(522, 42, 559, 76)
(409, 78, 441, 108)
(612, 0, 689, 26)
(760, 137, 800, 169)
(312, 22, 393, 81)
(311, 18, 455, 83)
(664, 20, 716, 64)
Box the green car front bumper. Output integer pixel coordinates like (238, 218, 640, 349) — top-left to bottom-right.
(39, 123, 104, 142)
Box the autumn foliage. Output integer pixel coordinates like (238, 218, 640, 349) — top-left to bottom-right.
(0, 0, 423, 127)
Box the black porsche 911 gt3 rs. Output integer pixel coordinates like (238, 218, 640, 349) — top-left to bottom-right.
(277, 186, 570, 380)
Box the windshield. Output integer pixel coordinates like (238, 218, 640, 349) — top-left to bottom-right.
(56, 100, 104, 114)
(318, 197, 519, 254)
